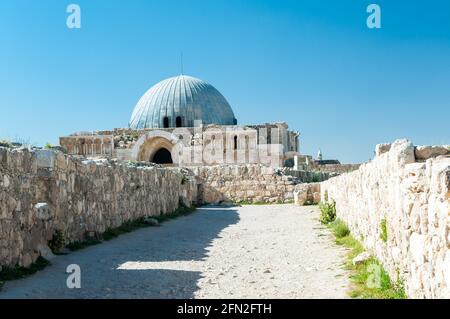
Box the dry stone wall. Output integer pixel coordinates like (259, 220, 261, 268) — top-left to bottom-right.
(190, 164, 298, 204)
(320, 139, 450, 298)
(0, 147, 197, 268)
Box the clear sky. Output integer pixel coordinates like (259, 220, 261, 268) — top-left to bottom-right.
(1, 0, 449, 163)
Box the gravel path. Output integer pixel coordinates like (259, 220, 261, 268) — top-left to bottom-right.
(0, 204, 349, 299)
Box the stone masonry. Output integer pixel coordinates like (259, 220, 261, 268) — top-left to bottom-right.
(0, 147, 197, 268)
(320, 139, 450, 298)
(190, 164, 299, 204)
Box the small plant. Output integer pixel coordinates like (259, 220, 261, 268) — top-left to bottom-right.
(380, 218, 388, 243)
(0, 257, 49, 288)
(325, 219, 407, 299)
(66, 238, 101, 251)
(102, 218, 148, 241)
(0, 139, 12, 148)
(181, 175, 188, 185)
(329, 219, 350, 238)
(311, 172, 322, 182)
(48, 230, 65, 253)
(319, 200, 336, 224)
(44, 143, 53, 149)
(63, 204, 197, 253)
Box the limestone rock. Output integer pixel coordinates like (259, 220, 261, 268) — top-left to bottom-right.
(390, 139, 415, 165)
(375, 143, 391, 157)
(415, 145, 450, 161)
(320, 139, 450, 298)
(352, 252, 371, 265)
(410, 233, 426, 265)
(34, 149, 55, 168)
(34, 203, 51, 221)
(37, 244, 55, 261)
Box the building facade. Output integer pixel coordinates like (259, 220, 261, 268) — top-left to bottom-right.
(60, 75, 299, 167)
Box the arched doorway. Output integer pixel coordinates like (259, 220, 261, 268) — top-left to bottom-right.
(151, 148, 173, 164)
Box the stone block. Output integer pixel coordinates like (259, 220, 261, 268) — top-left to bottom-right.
(34, 149, 55, 169)
(415, 145, 450, 161)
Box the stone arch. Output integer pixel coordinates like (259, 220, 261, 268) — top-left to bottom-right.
(130, 130, 182, 165)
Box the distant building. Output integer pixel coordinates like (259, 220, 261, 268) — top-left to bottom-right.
(60, 75, 300, 167)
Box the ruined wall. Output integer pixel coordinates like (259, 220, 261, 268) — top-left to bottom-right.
(281, 168, 334, 183)
(320, 140, 450, 298)
(0, 147, 197, 268)
(309, 163, 361, 174)
(190, 164, 298, 204)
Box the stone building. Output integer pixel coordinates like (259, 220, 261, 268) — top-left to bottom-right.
(60, 75, 299, 167)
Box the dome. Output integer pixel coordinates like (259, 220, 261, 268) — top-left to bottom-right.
(129, 75, 237, 129)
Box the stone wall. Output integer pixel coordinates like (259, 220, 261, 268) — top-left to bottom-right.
(293, 183, 321, 205)
(282, 167, 335, 183)
(190, 164, 298, 204)
(310, 163, 361, 174)
(320, 139, 450, 298)
(0, 147, 197, 268)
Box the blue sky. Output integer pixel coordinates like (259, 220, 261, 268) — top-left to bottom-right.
(0, 0, 449, 163)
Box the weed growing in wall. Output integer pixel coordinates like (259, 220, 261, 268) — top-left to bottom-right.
(326, 219, 406, 299)
(380, 218, 388, 243)
(48, 230, 66, 254)
(328, 219, 350, 238)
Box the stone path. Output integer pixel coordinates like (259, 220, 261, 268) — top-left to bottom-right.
(0, 205, 349, 299)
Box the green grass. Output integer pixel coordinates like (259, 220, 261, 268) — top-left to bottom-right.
(380, 218, 388, 243)
(48, 230, 66, 253)
(326, 219, 407, 299)
(0, 205, 198, 287)
(328, 219, 350, 238)
(0, 257, 50, 289)
(66, 204, 197, 250)
(153, 204, 197, 223)
(102, 218, 150, 241)
(66, 238, 101, 251)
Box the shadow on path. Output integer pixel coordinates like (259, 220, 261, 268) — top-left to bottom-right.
(0, 206, 239, 299)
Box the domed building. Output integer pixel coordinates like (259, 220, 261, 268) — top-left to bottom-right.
(129, 75, 237, 129)
(60, 74, 300, 167)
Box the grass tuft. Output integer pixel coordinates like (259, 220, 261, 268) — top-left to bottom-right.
(325, 218, 407, 299)
(328, 219, 350, 238)
(0, 257, 50, 289)
(380, 218, 388, 243)
(66, 238, 101, 251)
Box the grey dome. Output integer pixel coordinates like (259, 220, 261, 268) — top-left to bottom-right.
(129, 75, 237, 129)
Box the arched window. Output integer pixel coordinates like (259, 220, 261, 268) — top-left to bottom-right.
(163, 117, 169, 128)
(233, 135, 238, 150)
(176, 116, 182, 127)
